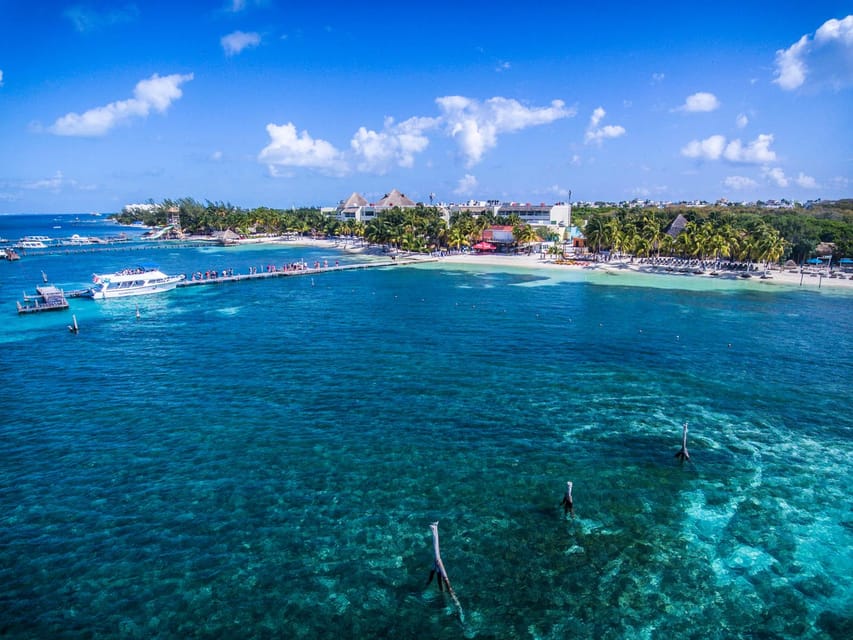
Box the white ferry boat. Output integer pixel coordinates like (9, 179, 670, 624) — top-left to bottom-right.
(15, 236, 52, 249)
(86, 265, 185, 299)
(63, 234, 105, 245)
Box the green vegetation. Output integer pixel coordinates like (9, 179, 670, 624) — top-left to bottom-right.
(576, 200, 853, 263)
(111, 198, 551, 254)
(111, 198, 853, 262)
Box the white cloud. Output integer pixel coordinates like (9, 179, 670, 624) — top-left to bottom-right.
(496, 61, 511, 72)
(584, 107, 626, 145)
(678, 92, 720, 112)
(681, 133, 776, 164)
(774, 15, 853, 90)
(436, 96, 574, 166)
(258, 122, 347, 175)
(211, 150, 223, 161)
(736, 113, 749, 128)
(24, 171, 67, 190)
(453, 174, 478, 195)
(49, 72, 193, 136)
(260, 95, 576, 177)
(0, 69, 3, 87)
(350, 116, 439, 173)
(724, 175, 758, 190)
(723, 134, 777, 163)
(64, 4, 139, 32)
(682, 135, 725, 160)
(589, 106, 605, 128)
(23, 170, 94, 192)
(763, 167, 789, 188)
(587, 125, 626, 144)
(796, 172, 819, 188)
(571, 154, 582, 166)
(227, 0, 267, 11)
(221, 31, 261, 56)
(651, 72, 665, 84)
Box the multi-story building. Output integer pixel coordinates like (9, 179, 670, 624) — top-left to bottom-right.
(326, 190, 574, 240)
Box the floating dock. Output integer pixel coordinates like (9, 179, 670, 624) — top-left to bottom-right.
(17, 286, 70, 314)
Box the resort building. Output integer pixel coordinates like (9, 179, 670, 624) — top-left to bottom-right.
(496, 202, 571, 229)
(325, 190, 573, 241)
(326, 189, 418, 223)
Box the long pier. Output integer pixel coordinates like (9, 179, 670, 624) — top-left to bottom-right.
(62, 256, 435, 298)
(176, 256, 434, 288)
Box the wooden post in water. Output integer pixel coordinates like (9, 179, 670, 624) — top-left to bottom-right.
(427, 522, 463, 619)
(560, 481, 574, 518)
(675, 421, 690, 462)
(68, 315, 79, 334)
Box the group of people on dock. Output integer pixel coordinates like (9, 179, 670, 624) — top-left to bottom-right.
(191, 269, 235, 280)
(189, 259, 342, 281)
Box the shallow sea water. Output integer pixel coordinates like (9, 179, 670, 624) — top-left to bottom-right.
(1, 219, 851, 638)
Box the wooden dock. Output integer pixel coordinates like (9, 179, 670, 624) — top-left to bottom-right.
(58, 256, 434, 300)
(175, 256, 434, 289)
(17, 286, 70, 314)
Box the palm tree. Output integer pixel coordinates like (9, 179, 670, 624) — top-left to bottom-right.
(673, 221, 696, 258)
(447, 224, 468, 252)
(365, 218, 390, 247)
(753, 223, 788, 275)
(513, 224, 539, 254)
(351, 220, 366, 246)
(640, 213, 665, 258)
(583, 214, 609, 256)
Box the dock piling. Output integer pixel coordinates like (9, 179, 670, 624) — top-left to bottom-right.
(675, 422, 690, 462)
(427, 522, 464, 620)
(560, 481, 574, 518)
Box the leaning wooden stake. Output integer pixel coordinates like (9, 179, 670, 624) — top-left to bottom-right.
(68, 314, 79, 334)
(675, 421, 690, 462)
(560, 481, 574, 518)
(427, 522, 464, 620)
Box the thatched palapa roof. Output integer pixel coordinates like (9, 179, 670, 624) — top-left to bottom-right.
(666, 214, 688, 238)
(375, 189, 415, 208)
(342, 192, 368, 208)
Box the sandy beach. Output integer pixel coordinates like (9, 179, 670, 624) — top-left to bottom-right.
(282, 236, 853, 291)
(439, 252, 853, 290)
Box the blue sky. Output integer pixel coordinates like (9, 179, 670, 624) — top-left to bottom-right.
(1, 1, 851, 213)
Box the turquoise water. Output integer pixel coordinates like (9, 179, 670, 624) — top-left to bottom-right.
(1, 216, 852, 638)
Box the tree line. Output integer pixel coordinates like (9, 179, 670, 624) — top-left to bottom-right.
(111, 198, 550, 254)
(577, 201, 852, 264)
(111, 197, 853, 263)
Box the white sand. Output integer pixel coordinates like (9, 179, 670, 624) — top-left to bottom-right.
(437, 252, 853, 290)
(269, 236, 853, 291)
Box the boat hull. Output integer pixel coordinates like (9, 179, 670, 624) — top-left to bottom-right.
(88, 278, 184, 299)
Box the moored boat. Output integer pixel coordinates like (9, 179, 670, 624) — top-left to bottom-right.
(86, 264, 185, 299)
(15, 238, 49, 249)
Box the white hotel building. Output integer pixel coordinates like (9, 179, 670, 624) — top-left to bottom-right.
(325, 190, 573, 238)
